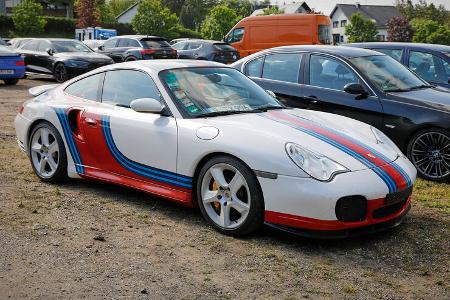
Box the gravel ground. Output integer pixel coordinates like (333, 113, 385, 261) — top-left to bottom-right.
(0, 79, 449, 299)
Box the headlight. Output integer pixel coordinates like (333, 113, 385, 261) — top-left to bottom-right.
(370, 126, 403, 156)
(285, 143, 349, 181)
(66, 60, 90, 68)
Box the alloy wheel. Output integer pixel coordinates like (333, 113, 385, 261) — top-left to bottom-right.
(54, 64, 68, 83)
(200, 163, 251, 229)
(30, 127, 60, 178)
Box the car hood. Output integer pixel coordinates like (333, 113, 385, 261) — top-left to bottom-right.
(196, 109, 401, 172)
(55, 52, 112, 62)
(387, 87, 450, 113)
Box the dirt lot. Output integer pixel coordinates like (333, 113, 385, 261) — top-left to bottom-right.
(0, 79, 449, 299)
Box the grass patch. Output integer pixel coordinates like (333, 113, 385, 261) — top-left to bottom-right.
(413, 179, 450, 213)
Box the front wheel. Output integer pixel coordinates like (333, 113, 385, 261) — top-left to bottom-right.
(407, 128, 450, 181)
(196, 156, 264, 236)
(54, 63, 69, 83)
(29, 122, 68, 182)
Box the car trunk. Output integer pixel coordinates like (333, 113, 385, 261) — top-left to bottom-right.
(140, 38, 177, 59)
(212, 43, 240, 64)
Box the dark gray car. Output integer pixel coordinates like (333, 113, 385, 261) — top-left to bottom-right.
(172, 40, 240, 64)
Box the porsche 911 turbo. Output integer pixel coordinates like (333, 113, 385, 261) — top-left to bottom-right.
(15, 60, 416, 238)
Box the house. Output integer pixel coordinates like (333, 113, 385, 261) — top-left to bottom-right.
(1, 0, 73, 17)
(330, 3, 402, 44)
(116, 2, 139, 24)
(251, 1, 312, 16)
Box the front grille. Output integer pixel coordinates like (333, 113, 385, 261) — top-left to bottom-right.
(373, 187, 412, 219)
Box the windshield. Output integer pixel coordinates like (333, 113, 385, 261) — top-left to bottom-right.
(52, 40, 91, 53)
(350, 55, 427, 92)
(160, 67, 283, 118)
(141, 39, 171, 48)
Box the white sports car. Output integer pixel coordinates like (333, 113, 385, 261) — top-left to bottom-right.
(15, 60, 417, 238)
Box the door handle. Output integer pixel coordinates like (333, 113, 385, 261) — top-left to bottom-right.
(85, 117, 97, 126)
(304, 95, 319, 103)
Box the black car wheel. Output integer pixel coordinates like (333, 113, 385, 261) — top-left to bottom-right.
(54, 63, 69, 83)
(3, 78, 19, 85)
(125, 56, 137, 61)
(407, 128, 450, 181)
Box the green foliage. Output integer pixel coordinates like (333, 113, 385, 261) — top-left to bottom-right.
(131, 0, 179, 39)
(172, 25, 202, 39)
(262, 6, 283, 15)
(76, 0, 100, 27)
(107, 0, 136, 18)
(221, 0, 252, 18)
(11, 0, 46, 36)
(201, 5, 237, 40)
(396, 0, 449, 25)
(387, 16, 413, 42)
(180, 0, 217, 30)
(411, 19, 450, 45)
(345, 12, 378, 43)
(97, 0, 115, 23)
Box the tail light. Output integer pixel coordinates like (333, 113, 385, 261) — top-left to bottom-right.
(15, 59, 25, 66)
(171, 49, 177, 55)
(140, 49, 157, 55)
(18, 103, 24, 114)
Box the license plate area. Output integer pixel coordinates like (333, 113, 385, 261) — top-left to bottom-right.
(0, 69, 15, 74)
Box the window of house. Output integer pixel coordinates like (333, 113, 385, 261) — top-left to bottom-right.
(333, 21, 339, 28)
(340, 20, 347, 27)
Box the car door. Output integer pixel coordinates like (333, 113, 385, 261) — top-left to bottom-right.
(108, 38, 130, 62)
(407, 49, 450, 88)
(34, 40, 54, 74)
(79, 69, 179, 188)
(174, 42, 193, 59)
(97, 38, 118, 61)
(18, 40, 40, 73)
(243, 53, 308, 108)
(301, 53, 384, 128)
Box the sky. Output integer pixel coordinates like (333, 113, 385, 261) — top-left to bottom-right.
(270, 0, 450, 15)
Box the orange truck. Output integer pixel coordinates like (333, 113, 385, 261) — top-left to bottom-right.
(224, 14, 332, 57)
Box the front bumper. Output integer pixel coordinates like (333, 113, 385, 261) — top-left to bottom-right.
(258, 156, 416, 236)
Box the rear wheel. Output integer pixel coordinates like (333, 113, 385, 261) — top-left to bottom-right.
(3, 78, 19, 85)
(125, 56, 137, 61)
(29, 122, 68, 182)
(54, 63, 69, 83)
(196, 156, 264, 236)
(407, 128, 450, 181)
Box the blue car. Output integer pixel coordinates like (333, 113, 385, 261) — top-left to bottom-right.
(347, 42, 450, 89)
(0, 45, 25, 85)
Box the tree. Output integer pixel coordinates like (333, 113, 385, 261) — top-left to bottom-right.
(396, 0, 449, 25)
(97, 0, 115, 23)
(262, 5, 283, 15)
(201, 5, 238, 40)
(345, 12, 378, 43)
(131, 0, 179, 38)
(107, 0, 136, 18)
(411, 19, 450, 45)
(12, 0, 46, 35)
(76, 0, 100, 27)
(387, 16, 413, 42)
(221, 0, 252, 18)
(179, 0, 217, 30)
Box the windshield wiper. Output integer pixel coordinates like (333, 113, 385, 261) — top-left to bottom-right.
(194, 109, 264, 118)
(251, 105, 285, 112)
(409, 84, 432, 90)
(385, 84, 432, 93)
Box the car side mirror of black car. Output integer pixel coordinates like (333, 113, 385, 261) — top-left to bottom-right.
(344, 83, 368, 99)
(130, 98, 165, 114)
(46, 48, 55, 56)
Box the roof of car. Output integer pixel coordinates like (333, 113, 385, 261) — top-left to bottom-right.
(104, 59, 227, 73)
(265, 45, 384, 58)
(113, 35, 164, 40)
(347, 42, 450, 53)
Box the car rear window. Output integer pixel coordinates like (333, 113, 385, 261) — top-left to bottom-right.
(214, 43, 235, 51)
(140, 39, 171, 48)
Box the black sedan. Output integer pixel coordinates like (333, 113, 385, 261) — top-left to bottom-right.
(18, 38, 113, 82)
(172, 40, 240, 64)
(347, 42, 450, 89)
(96, 35, 177, 62)
(232, 45, 450, 181)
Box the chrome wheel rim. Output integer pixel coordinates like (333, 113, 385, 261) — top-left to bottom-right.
(411, 131, 450, 179)
(55, 65, 67, 82)
(201, 163, 250, 229)
(30, 128, 59, 178)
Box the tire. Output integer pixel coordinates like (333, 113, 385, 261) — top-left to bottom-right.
(53, 63, 69, 83)
(407, 127, 450, 182)
(196, 155, 264, 236)
(29, 122, 68, 182)
(125, 56, 137, 61)
(3, 78, 19, 85)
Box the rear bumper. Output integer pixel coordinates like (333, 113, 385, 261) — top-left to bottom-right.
(0, 66, 26, 79)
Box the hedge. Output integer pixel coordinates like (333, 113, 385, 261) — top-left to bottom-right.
(0, 15, 201, 40)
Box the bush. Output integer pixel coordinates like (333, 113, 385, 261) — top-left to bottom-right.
(411, 19, 450, 45)
(0, 15, 14, 37)
(12, 0, 46, 36)
(201, 5, 238, 40)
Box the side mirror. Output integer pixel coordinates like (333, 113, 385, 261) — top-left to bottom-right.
(130, 98, 164, 114)
(46, 48, 55, 56)
(98, 45, 104, 51)
(344, 83, 368, 97)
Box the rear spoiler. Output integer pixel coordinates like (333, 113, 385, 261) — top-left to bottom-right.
(28, 84, 59, 97)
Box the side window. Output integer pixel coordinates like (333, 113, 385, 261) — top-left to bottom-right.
(228, 28, 244, 43)
(65, 72, 103, 101)
(21, 40, 39, 51)
(262, 53, 301, 83)
(245, 56, 264, 77)
(371, 48, 402, 61)
(128, 39, 141, 47)
(103, 39, 117, 49)
(309, 55, 359, 91)
(189, 42, 201, 50)
(102, 70, 161, 107)
(409, 51, 448, 83)
(38, 41, 52, 52)
(172, 42, 186, 50)
(117, 38, 128, 47)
